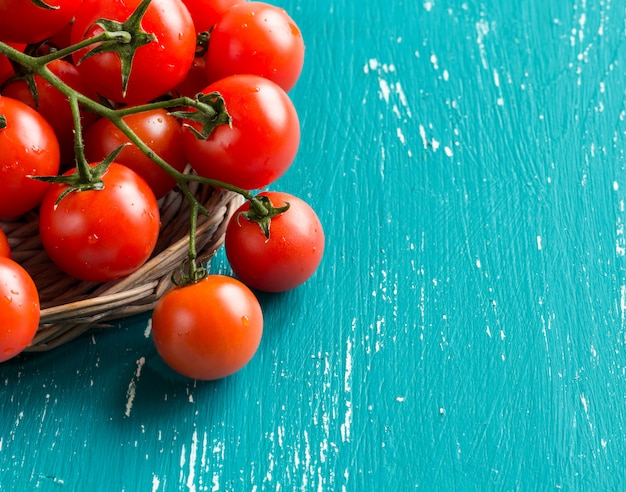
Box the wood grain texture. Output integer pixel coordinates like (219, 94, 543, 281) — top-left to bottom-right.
(2, 0, 626, 490)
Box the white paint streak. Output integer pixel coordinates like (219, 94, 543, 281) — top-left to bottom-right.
(475, 18, 491, 69)
(620, 286, 626, 326)
(124, 357, 146, 418)
(144, 318, 152, 338)
(394, 82, 411, 117)
(378, 79, 391, 103)
(419, 125, 428, 149)
(186, 429, 199, 492)
(580, 393, 589, 414)
(430, 53, 439, 70)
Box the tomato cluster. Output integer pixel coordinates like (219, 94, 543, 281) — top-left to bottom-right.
(0, 0, 324, 380)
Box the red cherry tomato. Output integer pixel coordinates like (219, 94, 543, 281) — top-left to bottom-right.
(205, 1, 305, 92)
(0, 257, 40, 363)
(0, 0, 82, 44)
(2, 59, 98, 165)
(181, 0, 245, 33)
(0, 226, 10, 258)
(39, 163, 161, 282)
(225, 192, 324, 292)
(182, 74, 300, 190)
(0, 43, 25, 86)
(84, 109, 187, 199)
(151, 275, 263, 380)
(0, 96, 61, 219)
(172, 56, 209, 99)
(70, 0, 196, 104)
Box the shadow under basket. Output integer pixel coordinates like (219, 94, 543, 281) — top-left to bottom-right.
(0, 179, 244, 352)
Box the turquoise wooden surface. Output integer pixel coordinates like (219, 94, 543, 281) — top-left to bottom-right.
(2, 0, 626, 490)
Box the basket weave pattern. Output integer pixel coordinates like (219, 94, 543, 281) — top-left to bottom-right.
(0, 178, 243, 351)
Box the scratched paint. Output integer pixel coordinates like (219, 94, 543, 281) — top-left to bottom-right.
(2, 0, 626, 490)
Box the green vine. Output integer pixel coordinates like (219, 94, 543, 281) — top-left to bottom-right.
(0, 0, 288, 284)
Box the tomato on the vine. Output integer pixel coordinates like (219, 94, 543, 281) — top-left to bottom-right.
(182, 74, 300, 190)
(0, 227, 10, 258)
(225, 192, 324, 292)
(70, 0, 197, 104)
(0, 95, 61, 219)
(84, 109, 187, 199)
(205, 1, 305, 92)
(0, 257, 40, 363)
(39, 163, 161, 282)
(2, 59, 98, 165)
(0, 0, 82, 45)
(151, 274, 263, 380)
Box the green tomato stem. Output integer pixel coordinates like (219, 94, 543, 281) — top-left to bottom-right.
(0, 35, 271, 276)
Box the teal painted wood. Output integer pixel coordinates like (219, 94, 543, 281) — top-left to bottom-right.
(2, 0, 626, 490)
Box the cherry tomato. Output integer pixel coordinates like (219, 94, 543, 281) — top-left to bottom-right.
(39, 163, 161, 282)
(70, 0, 196, 104)
(172, 56, 209, 99)
(181, 0, 245, 33)
(151, 275, 263, 380)
(0, 226, 10, 258)
(182, 74, 300, 190)
(0, 43, 26, 86)
(0, 257, 40, 363)
(0, 96, 61, 219)
(205, 1, 305, 92)
(225, 192, 324, 292)
(2, 59, 98, 165)
(0, 0, 82, 45)
(84, 109, 187, 199)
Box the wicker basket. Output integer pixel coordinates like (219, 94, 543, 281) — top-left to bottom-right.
(0, 176, 244, 352)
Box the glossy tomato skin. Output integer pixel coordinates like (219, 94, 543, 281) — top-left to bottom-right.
(39, 163, 161, 282)
(0, 0, 82, 44)
(225, 192, 324, 292)
(172, 56, 209, 99)
(152, 275, 263, 380)
(205, 1, 305, 92)
(182, 74, 300, 190)
(0, 227, 10, 258)
(181, 0, 245, 33)
(70, 0, 196, 104)
(0, 258, 40, 363)
(0, 96, 61, 219)
(2, 59, 98, 165)
(84, 109, 187, 199)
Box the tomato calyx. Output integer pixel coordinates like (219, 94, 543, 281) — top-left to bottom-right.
(75, 0, 156, 97)
(33, 144, 126, 206)
(237, 195, 291, 239)
(195, 31, 211, 58)
(170, 91, 231, 139)
(171, 256, 212, 287)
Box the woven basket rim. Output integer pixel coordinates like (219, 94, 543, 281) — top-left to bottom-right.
(1, 179, 244, 352)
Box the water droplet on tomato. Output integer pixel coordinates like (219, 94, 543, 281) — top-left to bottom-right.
(3, 295, 12, 304)
(4, 347, 13, 355)
(87, 234, 99, 245)
(241, 315, 250, 327)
